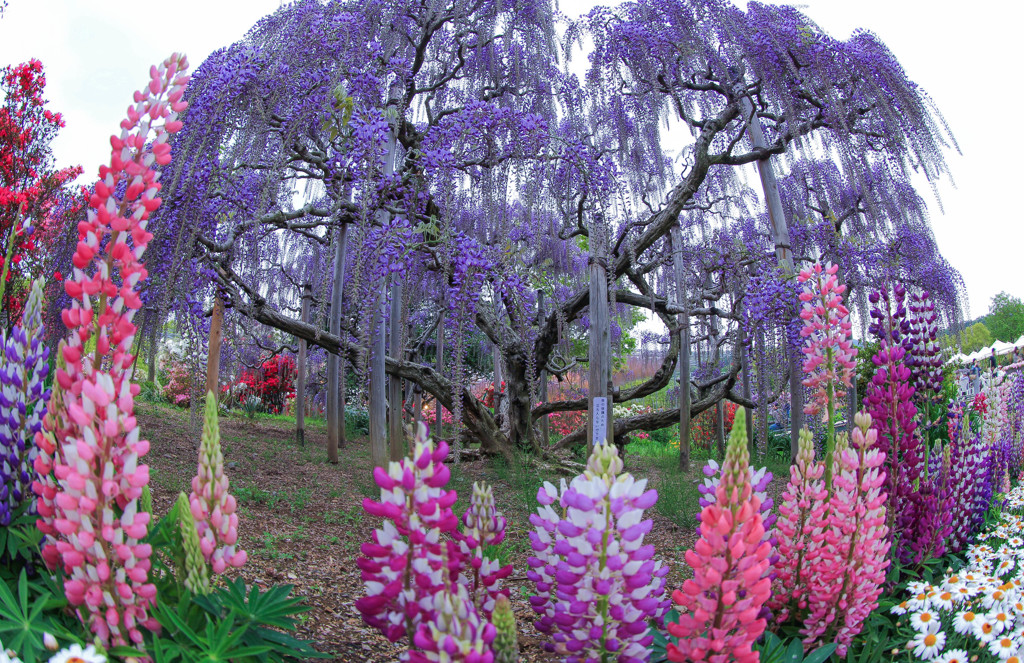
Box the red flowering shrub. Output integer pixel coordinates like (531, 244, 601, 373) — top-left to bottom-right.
(236, 355, 296, 414)
(690, 402, 739, 451)
(0, 59, 81, 318)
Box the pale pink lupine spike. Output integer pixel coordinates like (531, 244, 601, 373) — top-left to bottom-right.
(31, 54, 189, 650)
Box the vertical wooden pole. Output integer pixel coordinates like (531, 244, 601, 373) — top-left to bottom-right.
(587, 225, 613, 453)
(296, 283, 311, 446)
(205, 295, 224, 398)
(370, 281, 389, 469)
(388, 274, 405, 462)
(370, 88, 400, 469)
(537, 290, 549, 446)
(757, 331, 769, 458)
(435, 301, 445, 436)
(740, 93, 803, 460)
(147, 307, 158, 383)
(740, 329, 754, 453)
(669, 227, 691, 471)
(327, 219, 348, 463)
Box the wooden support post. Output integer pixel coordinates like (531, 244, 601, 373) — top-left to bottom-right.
(327, 219, 349, 463)
(369, 87, 401, 469)
(740, 328, 754, 454)
(536, 290, 549, 445)
(436, 302, 445, 436)
(388, 274, 405, 462)
(739, 93, 803, 461)
(370, 282, 388, 469)
(205, 295, 224, 399)
(587, 229, 613, 453)
(296, 283, 311, 446)
(670, 227, 692, 471)
(147, 307, 158, 383)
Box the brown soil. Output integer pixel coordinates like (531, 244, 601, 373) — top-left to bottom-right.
(139, 403, 709, 662)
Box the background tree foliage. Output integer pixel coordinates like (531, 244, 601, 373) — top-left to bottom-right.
(986, 292, 1024, 343)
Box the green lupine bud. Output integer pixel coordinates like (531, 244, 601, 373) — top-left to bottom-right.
(140, 485, 152, 517)
(176, 492, 210, 595)
(586, 440, 623, 479)
(492, 594, 519, 663)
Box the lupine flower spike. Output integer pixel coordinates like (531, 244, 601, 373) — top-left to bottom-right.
(459, 481, 512, 616)
(797, 262, 856, 486)
(491, 594, 519, 663)
(0, 276, 49, 525)
(527, 441, 668, 662)
(356, 422, 465, 646)
(31, 54, 190, 649)
(801, 412, 890, 655)
(176, 492, 210, 595)
(770, 428, 828, 623)
(189, 390, 246, 574)
(667, 409, 771, 663)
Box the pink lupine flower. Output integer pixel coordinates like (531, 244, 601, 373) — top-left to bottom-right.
(189, 391, 246, 574)
(801, 412, 890, 656)
(31, 54, 189, 649)
(797, 262, 856, 486)
(770, 428, 828, 623)
(459, 481, 512, 617)
(667, 410, 770, 663)
(527, 442, 668, 662)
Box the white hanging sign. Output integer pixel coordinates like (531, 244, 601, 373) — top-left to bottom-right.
(592, 396, 609, 446)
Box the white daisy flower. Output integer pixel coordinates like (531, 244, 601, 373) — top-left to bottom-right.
(911, 630, 945, 659)
(936, 649, 969, 663)
(990, 610, 1014, 634)
(0, 648, 23, 663)
(932, 591, 955, 611)
(911, 610, 942, 634)
(976, 616, 999, 643)
(891, 600, 911, 616)
(988, 636, 1018, 658)
(46, 644, 106, 663)
(953, 610, 981, 635)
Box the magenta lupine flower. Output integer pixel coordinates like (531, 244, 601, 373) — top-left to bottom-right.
(801, 413, 890, 656)
(458, 481, 512, 617)
(527, 442, 667, 662)
(797, 263, 857, 424)
(189, 391, 246, 574)
(667, 410, 770, 663)
(409, 583, 496, 663)
(0, 277, 49, 526)
(31, 55, 190, 649)
(770, 428, 828, 624)
(356, 422, 463, 645)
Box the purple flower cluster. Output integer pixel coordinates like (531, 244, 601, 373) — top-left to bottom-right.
(527, 443, 668, 662)
(863, 283, 943, 565)
(0, 277, 49, 525)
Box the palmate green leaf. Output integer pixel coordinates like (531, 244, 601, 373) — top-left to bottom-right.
(0, 569, 78, 663)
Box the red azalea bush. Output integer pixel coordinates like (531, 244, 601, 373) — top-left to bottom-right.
(690, 401, 738, 451)
(236, 355, 296, 414)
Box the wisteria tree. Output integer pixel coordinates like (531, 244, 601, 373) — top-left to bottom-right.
(146, 0, 960, 461)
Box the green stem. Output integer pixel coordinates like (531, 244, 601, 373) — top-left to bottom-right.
(824, 345, 836, 491)
(0, 216, 19, 309)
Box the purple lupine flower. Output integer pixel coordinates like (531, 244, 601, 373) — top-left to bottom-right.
(527, 443, 668, 662)
(0, 277, 49, 526)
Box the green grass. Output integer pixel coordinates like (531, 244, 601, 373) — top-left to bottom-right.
(626, 434, 792, 528)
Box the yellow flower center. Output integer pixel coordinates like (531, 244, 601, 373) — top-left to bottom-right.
(921, 613, 932, 622)
(924, 634, 937, 646)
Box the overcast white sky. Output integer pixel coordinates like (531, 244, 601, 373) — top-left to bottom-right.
(1, 0, 1020, 320)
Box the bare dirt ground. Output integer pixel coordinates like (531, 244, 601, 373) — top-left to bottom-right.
(138, 402, 721, 662)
